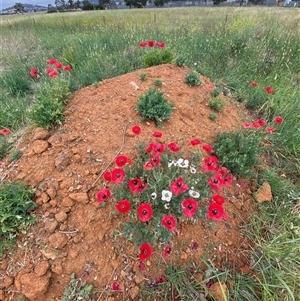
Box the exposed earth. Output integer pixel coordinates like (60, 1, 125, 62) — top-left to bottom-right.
(0, 64, 269, 301)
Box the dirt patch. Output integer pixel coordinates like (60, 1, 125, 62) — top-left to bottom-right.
(0, 64, 257, 300)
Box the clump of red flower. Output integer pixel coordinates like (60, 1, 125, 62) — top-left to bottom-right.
(139, 40, 166, 49)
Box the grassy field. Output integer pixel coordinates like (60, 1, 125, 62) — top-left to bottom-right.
(1, 6, 300, 300)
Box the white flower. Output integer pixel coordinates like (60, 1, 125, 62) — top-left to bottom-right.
(161, 190, 172, 202)
(164, 203, 170, 209)
(190, 165, 197, 174)
(177, 158, 189, 168)
(168, 160, 175, 168)
(150, 192, 157, 200)
(189, 189, 200, 199)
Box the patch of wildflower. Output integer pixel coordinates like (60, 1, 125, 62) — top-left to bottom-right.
(98, 132, 233, 260)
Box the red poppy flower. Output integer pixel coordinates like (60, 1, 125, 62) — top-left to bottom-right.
(216, 167, 232, 186)
(139, 41, 147, 47)
(115, 155, 132, 167)
(155, 274, 167, 283)
(257, 118, 267, 127)
(170, 177, 189, 195)
(128, 178, 147, 193)
(148, 40, 155, 48)
(161, 215, 177, 231)
(202, 155, 219, 172)
(116, 199, 131, 214)
(138, 203, 153, 222)
(132, 125, 141, 135)
(250, 81, 257, 87)
(212, 194, 225, 205)
(207, 203, 228, 221)
(96, 188, 111, 203)
(274, 116, 284, 125)
(103, 171, 112, 182)
(168, 142, 180, 153)
(150, 155, 160, 167)
(266, 127, 276, 134)
(202, 144, 213, 153)
(221, 174, 233, 186)
(63, 65, 72, 72)
(139, 242, 152, 261)
(191, 138, 201, 146)
(143, 161, 153, 171)
(112, 281, 121, 291)
(208, 175, 222, 190)
(55, 62, 63, 69)
(182, 198, 198, 218)
(243, 122, 252, 129)
(216, 166, 229, 176)
(49, 70, 59, 78)
(47, 57, 57, 64)
(265, 86, 275, 94)
(156, 42, 165, 48)
(111, 168, 125, 184)
(251, 121, 261, 129)
(30, 67, 39, 78)
(146, 142, 166, 154)
(163, 244, 172, 258)
(152, 130, 163, 138)
(46, 67, 54, 74)
(0, 128, 11, 136)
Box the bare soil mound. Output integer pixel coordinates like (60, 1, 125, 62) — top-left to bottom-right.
(0, 64, 257, 301)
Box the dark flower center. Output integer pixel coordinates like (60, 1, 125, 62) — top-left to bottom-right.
(213, 179, 219, 184)
(142, 210, 148, 215)
(116, 173, 121, 178)
(142, 249, 148, 255)
(187, 204, 193, 210)
(167, 247, 171, 253)
(101, 194, 107, 199)
(121, 205, 126, 209)
(167, 220, 172, 225)
(133, 180, 138, 185)
(139, 184, 144, 189)
(212, 209, 219, 215)
(176, 182, 182, 187)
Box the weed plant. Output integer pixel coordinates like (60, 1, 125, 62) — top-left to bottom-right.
(0, 182, 36, 257)
(184, 70, 201, 87)
(208, 97, 226, 112)
(142, 48, 174, 68)
(137, 88, 173, 127)
(154, 78, 163, 87)
(139, 72, 147, 81)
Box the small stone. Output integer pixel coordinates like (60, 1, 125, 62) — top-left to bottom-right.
(129, 285, 140, 299)
(1, 276, 14, 288)
(69, 192, 89, 204)
(55, 211, 68, 223)
(44, 220, 58, 234)
(48, 232, 68, 249)
(62, 197, 74, 207)
(51, 264, 63, 274)
(73, 235, 82, 244)
(31, 140, 49, 154)
(32, 128, 50, 140)
(40, 192, 50, 204)
(34, 261, 50, 276)
(146, 122, 151, 126)
(134, 275, 144, 284)
(46, 187, 57, 199)
(0, 289, 4, 300)
(209, 282, 228, 301)
(49, 199, 58, 207)
(146, 260, 151, 266)
(180, 252, 188, 260)
(55, 152, 71, 171)
(0, 258, 8, 270)
(68, 249, 79, 259)
(254, 181, 272, 203)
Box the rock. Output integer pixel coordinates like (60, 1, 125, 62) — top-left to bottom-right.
(0, 258, 8, 270)
(46, 187, 57, 199)
(0, 289, 4, 300)
(129, 285, 140, 299)
(125, 129, 135, 137)
(68, 192, 89, 204)
(134, 275, 144, 284)
(55, 211, 68, 223)
(129, 81, 140, 90)
(43, 248, 59, 260)
(34, 261, 50, 276)
(48, 232, 68, 249)
(51, 263, 63, 274)
(209, 282, 228, 301)
(32, 128, 50, 141)
(73, 234, 82, 244)
(19, 272, 51, 300)
(1, 275, 14, 288)
(68, 249, 79, 259)
(44, 220, 58, 234)
(180, 252, 188, 260)
(31, 140, 49, 154)
(55, 152, 71, 171)
(62, 197, 74, 207)
(254, 181, 272, 203)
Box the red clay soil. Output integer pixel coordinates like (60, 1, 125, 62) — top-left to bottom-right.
(0, 64, 258, 301)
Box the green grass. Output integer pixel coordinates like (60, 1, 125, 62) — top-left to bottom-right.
(0, 7, 300, 300)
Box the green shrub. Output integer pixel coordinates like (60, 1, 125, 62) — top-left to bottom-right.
(175, 53, 187, 67)
(142, 48, 174, 68)
(209, 112, 217, 121)
(154, 78, 162, 87)
(61, 273, 93, 301)
(184, 71, 201, 87)
(139, 72, 147, 81)
(9, 149, 22, 162)
(211, 87, 221, 97)
(208, 97, 226, 112)
(0, 182, 36, 257)
(246, 91, 268, 111)
(0, 137, 10, 160)
(137, 88, 173, 127)
(213, 130, 262, 176)
(28, 97, 65, 129)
